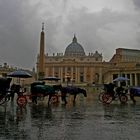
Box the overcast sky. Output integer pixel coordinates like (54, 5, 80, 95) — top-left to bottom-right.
(0, 0, 140, 70)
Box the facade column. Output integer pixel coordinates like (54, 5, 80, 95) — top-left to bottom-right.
(52, 67, 55, 77)
(75, 67, 78, 83)
(58, 67, 60, 78)
(65, 67, 67, 82)
(130, 73, 133, 86)
(77, 67, 80, 83)
(84, 67, 87, 83)
(90, 67, 93, 84)
(135, 73, 137, 86)
(99, 68, 102, 84)
(60, 67, 63, 82)
(71, 67, 73, 80)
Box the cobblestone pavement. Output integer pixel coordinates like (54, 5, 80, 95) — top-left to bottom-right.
(0, 93, 140, 140)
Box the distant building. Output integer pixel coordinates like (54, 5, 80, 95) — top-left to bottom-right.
(0, 63, 15, 77)
(104, 48, 140, 86)
(36, 24, 140, 86)
(0, 63, 35, 86)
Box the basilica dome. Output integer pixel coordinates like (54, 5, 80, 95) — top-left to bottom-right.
(64, 35, 85, 56)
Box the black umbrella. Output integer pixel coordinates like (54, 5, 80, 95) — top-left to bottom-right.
(41, 76, 60, 81)
(7, 70, 32, 78)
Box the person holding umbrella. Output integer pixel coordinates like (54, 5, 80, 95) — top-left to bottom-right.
(7, 69, 32, 100)
(116, 81, 128, 95)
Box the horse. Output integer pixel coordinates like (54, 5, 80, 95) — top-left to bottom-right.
(129, 87, 140, 103)
(61, 86, 87, 104)
(30, 82, 62, 104)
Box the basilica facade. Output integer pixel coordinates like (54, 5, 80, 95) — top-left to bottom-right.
(36, 25, 140, 86)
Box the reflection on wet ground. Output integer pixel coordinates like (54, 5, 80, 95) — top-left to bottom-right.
(0, 93, 140, 140)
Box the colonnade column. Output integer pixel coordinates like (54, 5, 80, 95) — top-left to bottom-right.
(135, 73, 137, 86)
(52, 67, 55, 77)
(99, 68, 102, 84)
(65, 67, 67, 82)
(130, 74, 132, 86)
(77, 67, 80, 83)
(84, 67, 87, 82)
(72, 67, 74, 80)
(60, 67, 63, 83)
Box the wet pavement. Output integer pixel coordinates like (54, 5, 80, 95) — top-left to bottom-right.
(0, 93, 140, 140)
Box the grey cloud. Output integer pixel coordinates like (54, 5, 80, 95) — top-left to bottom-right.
(0, 0, 140, 69)
(0, 0, 42, 69)
(133, 0, 140, 9)
(57, 8, 140, 60)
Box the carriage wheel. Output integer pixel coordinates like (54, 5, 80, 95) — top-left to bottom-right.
(99, 92, 105, 103)
(50, 95, 59, 104)
(17, 95, 27, 107)
(102, 93, 113, 104)
(119, 95, 128, 104)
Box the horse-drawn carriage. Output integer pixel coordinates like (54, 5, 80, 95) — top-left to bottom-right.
(0, 77, 26, 106)
(0, 76, 87, 106)
(0, 80, 62, 107)
(29, 81, 87, 105)
(0, 77, 12, 105)
(99, 83, 128, 104)
(30, 81, 62, 104)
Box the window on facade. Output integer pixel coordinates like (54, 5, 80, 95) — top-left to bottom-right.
(48, 68, 53, 75)
(113, 74, 118, 80)
(63, 77, 65, 82)
(127, 74, 130, 85)
(80, 75, 84, 82)
(80, 72, 83, 75)
(54, 67, 59, 75)
(86, 75, 90, 81)
(67, 67, 71, 72)
(73, 66, 76, 73)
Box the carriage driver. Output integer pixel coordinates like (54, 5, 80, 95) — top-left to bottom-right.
(104, 82, 116, 99)
(115, 81, 128, 95)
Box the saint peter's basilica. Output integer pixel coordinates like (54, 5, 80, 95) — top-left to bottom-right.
(37, 24, 140, 86)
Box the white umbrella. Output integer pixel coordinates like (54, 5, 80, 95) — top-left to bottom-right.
(113, 77, 129, 82)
